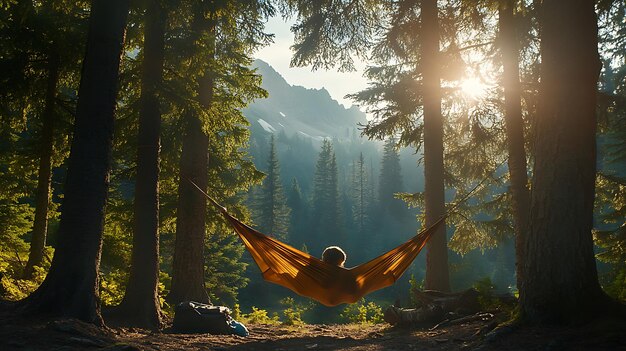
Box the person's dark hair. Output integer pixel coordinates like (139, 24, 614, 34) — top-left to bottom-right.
(322, 246, 346, 267)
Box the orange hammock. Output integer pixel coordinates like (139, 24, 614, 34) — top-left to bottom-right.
(213, 202, 445, 306)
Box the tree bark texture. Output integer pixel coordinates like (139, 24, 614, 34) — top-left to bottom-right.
(167, 110, 210, 305)
(117, 0, 165, 329)
(520, 0, 606, 324)
(422, 0, 450, 292)
(23, 52, 60, 279)
(498, 0, 531, 291)
(20, 0, 129, 324)
(167, 17, 215, 304)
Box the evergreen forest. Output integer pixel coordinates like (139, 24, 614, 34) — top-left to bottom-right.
(0, 0, 625, 349)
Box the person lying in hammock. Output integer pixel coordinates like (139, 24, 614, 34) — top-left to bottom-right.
(309, 246, 348, 323)
(321, 246, 347, 267)
(222, 205, 440, 306)
(197, 187, 442, 306)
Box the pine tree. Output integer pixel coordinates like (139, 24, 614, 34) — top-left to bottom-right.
(168, 3, 217, 306)
(420, 0, 451, 293)
(166, 0, 271, 306)
(352, 153, 371, 235)
(0, 1, 86, 280)
(19, 0, 130, 324)
(349, 152, 375, 262)
(22, 51, 59, 280)
(116, 0, 166, 329)
(497, 0, 531, 295)
(519, 0, 614, 323)
(431, 0, 535, 284)
(287, 177, 308, 249)
(256, 135, 290, 239)
(378, 139, 406, 221)
(311, 139, 341, 255)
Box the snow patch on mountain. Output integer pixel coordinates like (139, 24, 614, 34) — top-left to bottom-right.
(257, 118, 276, 133)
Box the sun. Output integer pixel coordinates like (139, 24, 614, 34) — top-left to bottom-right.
(460, 77, 489, 101)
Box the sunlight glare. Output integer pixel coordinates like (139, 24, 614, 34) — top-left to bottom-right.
(460, 77, 489, 101)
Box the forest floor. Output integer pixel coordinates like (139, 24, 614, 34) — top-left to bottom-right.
(1, 310, 625, 351)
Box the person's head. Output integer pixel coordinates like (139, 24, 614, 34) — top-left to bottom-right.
(322, 246, 346, 267)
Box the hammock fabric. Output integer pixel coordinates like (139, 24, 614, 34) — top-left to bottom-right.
(216, 205, 445, 306)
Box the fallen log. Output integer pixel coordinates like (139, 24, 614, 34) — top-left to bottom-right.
(429, 312, 495, 330)
(413, 288, 482, 315)
(383, 304, 444, 325)
(384, 288, 515, 326)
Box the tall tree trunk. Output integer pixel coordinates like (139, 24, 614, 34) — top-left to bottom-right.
(519, 0, 607, 323)
(167, 16, 215, 304)
(167, 107, 210, 306)
(23, 52, 60, 279)
(19, 0, 129, 324)
(498, 0, 531, 291)
(116, 0, 165, 329)
(422, 0, 450, 292)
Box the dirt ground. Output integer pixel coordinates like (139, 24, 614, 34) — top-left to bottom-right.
(1, 312, 625, 351)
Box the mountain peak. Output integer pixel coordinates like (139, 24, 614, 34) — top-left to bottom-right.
(245, 60, 367, 142)
(252, 59, 289, 88)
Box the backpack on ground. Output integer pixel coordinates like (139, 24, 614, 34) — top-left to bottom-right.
(173, 301, 234, 334)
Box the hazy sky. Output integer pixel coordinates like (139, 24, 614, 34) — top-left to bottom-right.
(255, 16, 369, 109)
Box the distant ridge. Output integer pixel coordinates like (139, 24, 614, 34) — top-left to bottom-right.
(243, 59, 367, 141)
